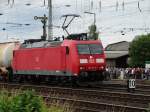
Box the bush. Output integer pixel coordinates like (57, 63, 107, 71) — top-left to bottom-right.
(0, 90, 12, 112)
(0, 90, 72, 112)
(11, 90, 48, 112)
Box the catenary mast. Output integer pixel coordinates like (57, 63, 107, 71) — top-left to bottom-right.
(48, 0, 53, 40)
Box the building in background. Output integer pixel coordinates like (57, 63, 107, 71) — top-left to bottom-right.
(105, 41, 129, 68)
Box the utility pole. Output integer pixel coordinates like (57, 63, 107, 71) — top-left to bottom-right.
(48, 0, 53, 40)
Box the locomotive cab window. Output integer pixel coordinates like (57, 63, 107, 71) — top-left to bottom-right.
(89, 44, 103, 54)
(77, 44, 103, 54)
(77, 44, 90, 54)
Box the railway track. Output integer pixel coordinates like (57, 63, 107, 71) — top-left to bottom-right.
(92, 84, 150, 95)
(107, 79, 150, 85)
(85, 80, 150, 95)
(0, 82, 149, 112)
(44, 96, 147, 112)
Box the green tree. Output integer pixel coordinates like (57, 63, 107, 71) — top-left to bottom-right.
(129, 33, 150, 67)
(88, 24, 99, 40)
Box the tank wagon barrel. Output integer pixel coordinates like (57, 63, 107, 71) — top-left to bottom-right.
(0, 42, 20, 68)
(0, 42, 20, 81)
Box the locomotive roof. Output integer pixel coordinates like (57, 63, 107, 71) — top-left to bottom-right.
(0, 41, 20, 44)
(21, 41, 62, 48)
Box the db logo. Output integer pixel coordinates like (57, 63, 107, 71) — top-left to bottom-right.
(35, 57, 39, 62)
(89, 56, 95, 63)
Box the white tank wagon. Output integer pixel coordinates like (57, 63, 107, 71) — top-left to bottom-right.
(0, 42, 20, 80)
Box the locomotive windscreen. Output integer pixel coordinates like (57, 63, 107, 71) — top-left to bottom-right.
(77, 44, 103, 54)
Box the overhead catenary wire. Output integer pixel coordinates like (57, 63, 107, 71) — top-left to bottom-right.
(0, 0, 149, 39)
(8, 0, 15, 7)
(122, 1, 125, 11)
(116, 1, 119, 11)
(44, 0, 46, 6)
(83, 0, 146, 12)
(83, 0, 90, 12)
(91, 0, 93, 10)
(8, 0, 10, 5)
(75, 0, 77, 10)
(99, 0, 101, 12)
(138, 1, 142, 12)
(0, 0, 147, 14)
(81, 0, 83, 12)
(2, 1, 149, 20)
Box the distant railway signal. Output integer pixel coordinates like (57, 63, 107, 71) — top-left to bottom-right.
(34, 14, 48, 41)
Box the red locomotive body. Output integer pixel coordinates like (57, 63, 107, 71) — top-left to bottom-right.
(12, 37, 106, 82)
(12, 46, 67, 75)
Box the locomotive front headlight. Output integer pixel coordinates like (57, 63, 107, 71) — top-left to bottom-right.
(80, 59, 88, 64)
(96, 58, 104, 63)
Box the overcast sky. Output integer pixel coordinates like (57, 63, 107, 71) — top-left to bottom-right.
(0, 0, 150, 46)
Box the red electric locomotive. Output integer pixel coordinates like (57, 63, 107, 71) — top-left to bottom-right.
(11, 33, 105, 83)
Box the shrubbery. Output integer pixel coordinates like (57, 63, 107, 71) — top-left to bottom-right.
(0, 90, 72, 112)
